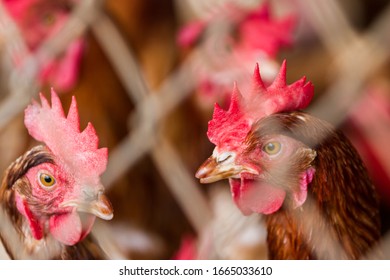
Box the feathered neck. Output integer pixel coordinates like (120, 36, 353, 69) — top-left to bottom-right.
(0, 146, 64, 259)
(262, 112, 381, 259)
(0, 203, 64, 259)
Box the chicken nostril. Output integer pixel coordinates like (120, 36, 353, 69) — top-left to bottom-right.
(98, 194, 113, 214)
(82, 188, 98, 201)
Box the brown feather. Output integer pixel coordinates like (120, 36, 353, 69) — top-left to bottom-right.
(248, 112, 381, 259)
(0, 146, 53, 238)
(58, 235, 107, 260)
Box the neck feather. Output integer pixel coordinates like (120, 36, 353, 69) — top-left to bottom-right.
(263, 113, 381, 259)
(0, 146, 64, 259)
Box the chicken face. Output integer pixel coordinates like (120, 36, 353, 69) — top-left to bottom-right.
(196, 148, 257, 184)
(13, 158, 112, 246)
(196, 62, 315, 215)
(4, 0, 77, 50)
(13, 90, 113, 246)
(197, 123, 316, 215)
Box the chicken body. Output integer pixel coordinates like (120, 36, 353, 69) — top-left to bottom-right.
(254, 112, 380, 259)
(198, 111, 381, 259)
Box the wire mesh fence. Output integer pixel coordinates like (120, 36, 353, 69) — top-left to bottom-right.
(0, 0, 389, 260)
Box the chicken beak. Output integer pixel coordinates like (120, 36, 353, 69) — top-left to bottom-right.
(86, 193, 113, 220)
(196, 156, 250, 184)
(61, 192, 114, 221)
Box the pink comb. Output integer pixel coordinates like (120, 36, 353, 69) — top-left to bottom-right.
(177, 2, 295, 57)
(4, 0, 84, 91)
(24, 89, 107, 182)
(238, 2, 296, 57)
(207, 60, 314, 148)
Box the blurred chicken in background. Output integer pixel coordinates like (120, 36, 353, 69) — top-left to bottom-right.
(177, 1, 295, 111)
(344, 81, 390, 235)
(3, 0, 83, 92)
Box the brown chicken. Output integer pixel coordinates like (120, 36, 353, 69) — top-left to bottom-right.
(0, 90, 113, 259)
(196, 61, 381, 259)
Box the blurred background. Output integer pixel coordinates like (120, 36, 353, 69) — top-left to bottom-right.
(0, 0, 389, 259)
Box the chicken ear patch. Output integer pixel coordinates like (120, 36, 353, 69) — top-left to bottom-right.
(292, 167, 316, 208)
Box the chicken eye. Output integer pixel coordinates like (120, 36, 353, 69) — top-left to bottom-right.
(38, 173, 56, 188)
(217, 152, 234, 164)
(42, 13, 56, 26)
(263, 141, 282, 155)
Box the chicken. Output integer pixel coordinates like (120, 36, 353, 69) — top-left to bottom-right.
(178, 2, 295, 109)
(0, 89, 113, 259)
(3, 0, 84, 92)
(196, 61, 381, 259)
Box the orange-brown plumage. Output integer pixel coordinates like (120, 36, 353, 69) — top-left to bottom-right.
(249, 112, 381, 259)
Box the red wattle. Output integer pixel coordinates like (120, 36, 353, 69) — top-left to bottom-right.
(230, 177, 286, 215)
(49, 211, 95, 246)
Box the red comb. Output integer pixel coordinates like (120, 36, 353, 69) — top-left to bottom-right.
(24, 89, 107, 183)
(238, 2, 296, 57)
(207, 60, 314, 148)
